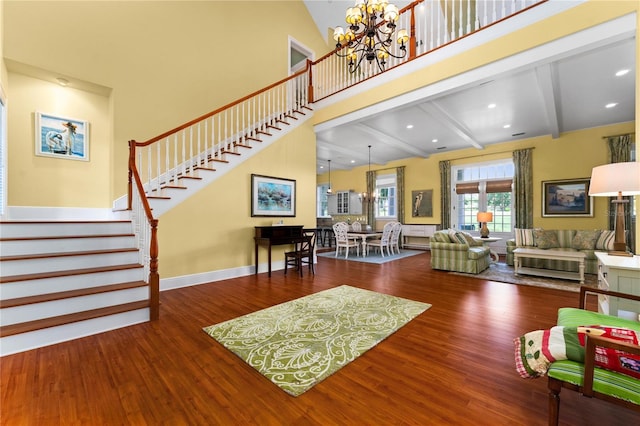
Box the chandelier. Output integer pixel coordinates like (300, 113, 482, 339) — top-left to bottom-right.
(359, 145, 376, 204)
(333, 0, 409, 73)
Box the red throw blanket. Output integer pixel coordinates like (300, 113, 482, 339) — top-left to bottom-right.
(514, 325, 640, 379)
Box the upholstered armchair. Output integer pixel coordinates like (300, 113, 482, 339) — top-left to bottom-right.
(430, 230, 491, 274)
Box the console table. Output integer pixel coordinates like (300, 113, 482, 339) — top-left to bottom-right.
(401, 224, 438, 250)
(254, 225, 304, 277)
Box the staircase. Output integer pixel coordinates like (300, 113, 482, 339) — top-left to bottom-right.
(0, 219, 149, 356)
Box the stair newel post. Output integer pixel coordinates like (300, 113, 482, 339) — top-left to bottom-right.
(307, 59, 314, 103)
(128, 140, 136, 211)
(149, 218, 160, 320)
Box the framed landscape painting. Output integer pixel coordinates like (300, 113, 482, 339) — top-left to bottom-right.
(251, 174, 296, 217)
(35, 112, 89, 161)
(542, 178, 593, 217)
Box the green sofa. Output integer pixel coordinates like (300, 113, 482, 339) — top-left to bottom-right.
(547, 287, 640, 425)
(506, 229, 612, 275)
(430, 229, 491, 274)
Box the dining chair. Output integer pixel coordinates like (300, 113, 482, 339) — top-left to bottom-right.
(333, 222, 360, 258)
(367, 222, 394, 257)
(284, 230, 316, 276)
(389, 222, 403, 254)
(351, 221, 362, 232)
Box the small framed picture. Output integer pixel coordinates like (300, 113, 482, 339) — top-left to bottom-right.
(542, 178, 593, 217)
(251, 174, 296, 217)
(35, 112, 89, 161)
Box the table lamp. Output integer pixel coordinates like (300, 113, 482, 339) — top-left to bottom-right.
(589, 161, 640, 256)
(477, 211, 493, 238)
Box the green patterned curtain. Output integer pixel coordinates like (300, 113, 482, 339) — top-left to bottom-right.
(607, 134, 634, 252)
(396, 166, 405, 223)
(366, 170, 376, 230)
(513, 148, 533, 229)
(439, 160, 451, 229)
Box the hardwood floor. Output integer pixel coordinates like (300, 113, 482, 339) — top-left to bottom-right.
(1, 252, 638, 425)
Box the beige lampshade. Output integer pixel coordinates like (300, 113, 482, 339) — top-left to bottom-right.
(477, 212, 493, 223)
(589, 162, 640, 197)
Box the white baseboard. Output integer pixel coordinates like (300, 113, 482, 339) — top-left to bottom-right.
(160, 261, 286, 291)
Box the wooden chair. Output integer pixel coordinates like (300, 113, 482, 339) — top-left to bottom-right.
(547, 286, 640, 425)
(284, 230, 316, 276)
(333, 222, 360, 258)
(367, 222, 394, 257)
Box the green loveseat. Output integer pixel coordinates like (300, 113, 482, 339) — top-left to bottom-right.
(547, 287, 640, 425)
(430, 229, 491, 274)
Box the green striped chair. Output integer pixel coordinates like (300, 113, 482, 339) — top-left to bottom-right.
(548, 287, 640, 425)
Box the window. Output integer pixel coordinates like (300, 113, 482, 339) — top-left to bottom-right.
(317, 184, 330, 217)
(452, 161, 514, 234)
(375, 174, 396, 219)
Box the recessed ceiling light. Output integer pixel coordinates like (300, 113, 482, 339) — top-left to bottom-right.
(503, 124, 511, 129)
(406, 124, 414, 129)
(351, 160, 355, 163)
(431, 138, 438, 143)
(616, 69, 629, 77)
(605, 103, 618, 109)
(320, 165, 324, 169)
(488, 103, 496, 109)
(56, 78, 69, 86)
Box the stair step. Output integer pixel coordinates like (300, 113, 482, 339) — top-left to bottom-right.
(0, 281, 147, 308)
(0, 220, 132, 238)
(0, 234, 136, 256)
(0, 247, 139, 262)
(0, 262, 143, 284)
(0, 300, 150, 337)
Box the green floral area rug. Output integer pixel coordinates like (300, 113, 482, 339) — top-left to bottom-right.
(203, 285, 431, 396)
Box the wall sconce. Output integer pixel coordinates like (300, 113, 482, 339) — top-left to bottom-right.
(477, 211, 493, 238)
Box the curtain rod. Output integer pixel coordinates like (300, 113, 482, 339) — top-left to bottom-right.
(448, 147, 535, 162)
(602, 132, 635, 139)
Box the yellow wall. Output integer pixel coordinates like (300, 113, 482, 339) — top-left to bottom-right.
(6, 73, 112, 207)
(159, 121, 317, 277)
(3, 0, 328, 206)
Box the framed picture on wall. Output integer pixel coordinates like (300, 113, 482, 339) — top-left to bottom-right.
(542, 178, 593, 217)
(35, 112, 89, 161)
(251, 174, 296, 217)
(411, 189, 433, 217)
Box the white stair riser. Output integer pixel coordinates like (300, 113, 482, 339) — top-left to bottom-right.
(1, 251, 140, 276)
(1, 287, 149, 326)
(0, 268, 145, 299)
(0, 222, 133, 239)
(0, 236, 137, 257)
(0, 308, 149, 357)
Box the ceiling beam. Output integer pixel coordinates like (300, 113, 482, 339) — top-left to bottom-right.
(352, 123, 430, 158)
(535, 64, 561, 139)
(416, 102, 483, 150)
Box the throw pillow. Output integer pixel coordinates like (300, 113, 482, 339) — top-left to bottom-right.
(534, 229, 560, 249)
(460, 231, 484, 247)
(514, 228, 535, 247)
(451, 231, 469, 246)
(572, 230, 601, 250)
(432, 232, 451, 243)
(595, 230, 616, 251)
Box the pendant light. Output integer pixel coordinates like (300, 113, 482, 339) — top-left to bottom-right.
(326, 160, 333, 194)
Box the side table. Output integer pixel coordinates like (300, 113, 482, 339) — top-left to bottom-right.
(474, 237, 501, 263)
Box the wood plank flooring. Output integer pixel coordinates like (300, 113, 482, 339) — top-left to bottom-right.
(2, 252, 639, 425)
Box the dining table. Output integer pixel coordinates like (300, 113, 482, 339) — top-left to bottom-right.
(346, 230, 383, 256)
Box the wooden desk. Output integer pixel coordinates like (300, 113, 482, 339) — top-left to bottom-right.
(254, 225, 304, 277)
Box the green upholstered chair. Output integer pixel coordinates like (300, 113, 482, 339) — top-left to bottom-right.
(547, 287, 640, 425)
